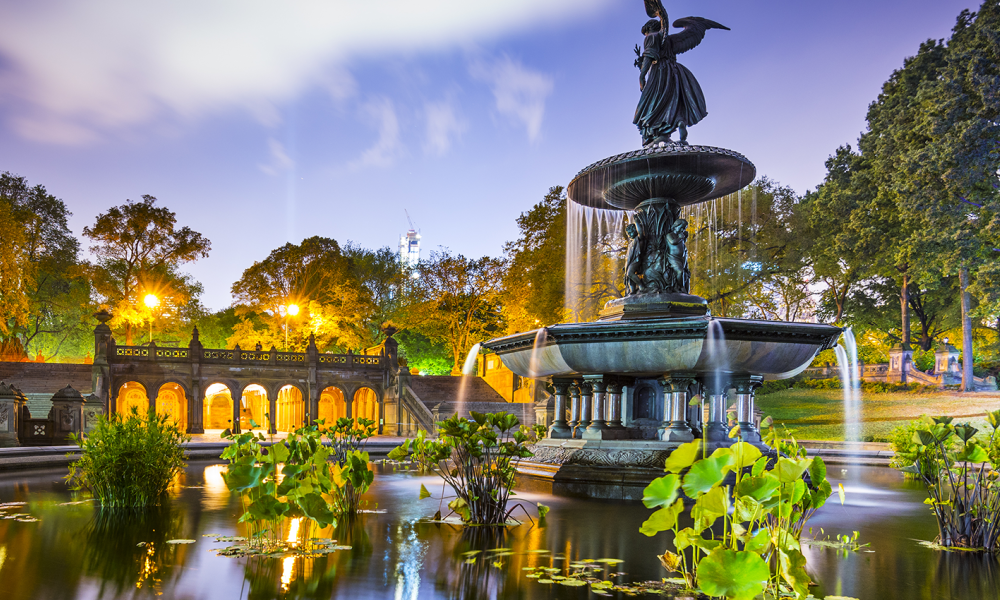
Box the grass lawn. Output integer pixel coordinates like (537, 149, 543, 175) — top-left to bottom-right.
(755, 389, 1000, 441)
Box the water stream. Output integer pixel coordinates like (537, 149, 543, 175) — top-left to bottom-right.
(454, 342, 482, 418)
(834, 327, 862, 443)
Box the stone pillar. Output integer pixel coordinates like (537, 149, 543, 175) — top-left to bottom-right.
(0, 382, 26, 447)
(49, 385, 86, 444)
(91, 310, 113, 411)
(188, 327, 205, 434)
(732, 376, 763, 443)
(268, 390, 278, 434)
(701, 376, 731, 444)
(232, 388, 242, 434)
(658, 375, 695, 443)
(83, 394, 105, 433)
(548, 380, 573, 439)
(576, 382, 593, 438)
(935, 339, 962, 386)
(568, 384, 582, 438)
(606, 382, 624, 429)
(585, 379, 608, 434)
(887, 343, 913, 384)
(307, 333, 320, 423)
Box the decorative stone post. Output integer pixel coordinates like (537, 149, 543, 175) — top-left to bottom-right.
(49, 385, 86, 444)
(577, 382, 593, 437)
(606, 382, 624, 429)
(548, 380, 573, 439)
(91, 309, 113, 411)
(83, 394, 105, 433)
(701, 376, 731, 444)
(188, 326, 205, 434)
(568, 384, 582, 438)
(887, 343, 913, 384)
(935, 339, 962, 386)
(585, 379, 608, 434)
(0, 382, 26, 447)
(732, 376, 763, 443)
(658, 375, 695, 443)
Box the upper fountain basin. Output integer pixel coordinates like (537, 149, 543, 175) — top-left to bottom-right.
(567, 143, 756, 210)
(482, 316, 842, 380)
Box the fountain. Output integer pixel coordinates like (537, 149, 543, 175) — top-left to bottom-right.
(483, 1, 843, 498)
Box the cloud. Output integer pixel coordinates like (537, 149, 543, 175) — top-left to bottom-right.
(470, 55, 554, 142)
(0, 0, 609, 144)
(423, 99, 465, 156)
(258, 138, 295, 176)
(349, 97, 403, 169)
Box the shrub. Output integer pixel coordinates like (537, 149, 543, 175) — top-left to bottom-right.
(388, 411, 545, 525)
(66, 409, 188, 508)
(888, 418, 925, 472)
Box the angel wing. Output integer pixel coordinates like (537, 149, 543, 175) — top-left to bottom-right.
(669, 17, 730, 55)
(644, 0, 666, 19)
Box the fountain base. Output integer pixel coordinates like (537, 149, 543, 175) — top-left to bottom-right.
(599, 292, 709, 321)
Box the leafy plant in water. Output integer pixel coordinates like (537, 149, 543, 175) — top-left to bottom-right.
(640, 421, 834, 599)
(387, 411, 545, 525)
(324, 417, 377, 515)
(895, 410, 1000, 552)
(66, 408, 188, 508)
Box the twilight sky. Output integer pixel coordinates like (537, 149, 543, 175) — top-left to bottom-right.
(0, 0, 980, 310)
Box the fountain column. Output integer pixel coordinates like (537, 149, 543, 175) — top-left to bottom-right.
(585, 379, 607, 434)
(701, 377, 731, 445)
(568, 384, 581, 438)
(732, 376, 763, 443)
(606, 382, 624, 429)
(548, 380, 573, 439)
(575, 382, 593, 438)
(658, 375, 695, 443)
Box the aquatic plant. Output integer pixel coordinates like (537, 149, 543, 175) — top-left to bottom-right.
(895, 411, 1000, 552)
(640, 423, 834, 600)
(324, 417, 377, 515)
(66, 409, 188, 508)
(387, 411, 545, 525)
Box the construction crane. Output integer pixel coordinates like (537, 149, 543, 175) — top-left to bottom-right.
(405, 209, 418, 232)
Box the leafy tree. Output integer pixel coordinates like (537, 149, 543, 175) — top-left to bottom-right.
(0, 199, 32, 336)
(395, 330, 452, 375)
(415, 250, 506, 374)
(341, 243, 414, 348)
(84, 195, 210, 345)
(503, 186, 567, 332)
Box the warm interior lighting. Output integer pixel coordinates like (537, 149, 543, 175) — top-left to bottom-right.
(286, 304, 300, 316)
(144, 294, 160, 308)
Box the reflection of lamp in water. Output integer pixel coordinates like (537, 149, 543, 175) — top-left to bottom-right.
(144, 294, 160, 343)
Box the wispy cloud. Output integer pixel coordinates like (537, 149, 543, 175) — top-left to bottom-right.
(423, 99, 466, 156)
(0, 0, 608, 144)
(349, 97, 403, 169)
(258, 138, 295, 176)
(470, 55, 554, 142)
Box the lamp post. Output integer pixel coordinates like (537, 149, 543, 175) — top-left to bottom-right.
(285, 304, 299, 351)
(144, 294, 160, 344)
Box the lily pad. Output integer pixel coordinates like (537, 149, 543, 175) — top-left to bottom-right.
(166, 539, 197, 544)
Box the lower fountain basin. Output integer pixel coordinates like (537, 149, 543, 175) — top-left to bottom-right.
(482, 316, 842, 380)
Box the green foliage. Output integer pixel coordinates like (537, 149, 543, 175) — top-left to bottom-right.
(641, 425, 833, 599)
(66, 409, 188, 508)
(388, 411, 544, 525)
(325, 417, 377, 515)
(894, 410, 1000, 551)
(888, 418, 926, 472)
(396, 329, 452, 375)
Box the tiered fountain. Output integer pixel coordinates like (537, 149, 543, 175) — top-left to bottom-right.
(483, 1, 842, 498)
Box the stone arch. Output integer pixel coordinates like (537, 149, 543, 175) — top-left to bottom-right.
(154, 382, 188, 430)
(318, 385, 349, 424)
(238, 383, 269, 432)
(203, 382, 238, 431)
(352, 386, 381, 424)
(275, 383, 307, 433)
(633, 384, 659, 421)
(116, 381, 149, 418)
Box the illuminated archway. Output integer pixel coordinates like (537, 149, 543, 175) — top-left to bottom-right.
(204, 383, 235, 431)
(352, 387, 379, 425)
(240, 384, 268, 431)
(318, 386, 347, 425)
(276, 385, 306, 433)
(155, 383, 187, 430)
(116, 382, 149, 418)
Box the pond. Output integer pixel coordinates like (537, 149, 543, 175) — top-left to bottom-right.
(0, 461, 996, 599)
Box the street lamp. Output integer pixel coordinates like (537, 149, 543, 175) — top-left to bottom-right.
(285, 303, 299, 350)
(144, 294, 160, 344)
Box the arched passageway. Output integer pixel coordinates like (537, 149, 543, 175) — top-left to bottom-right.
(276, 385, 305, 433)
(240, 384, 268, 431)
(204, 383, 234, 431)
(318, 386, 347, 425)
(116, 382, 149, 417)
(353, 387, 379, 424)
(155, 383, 187, 430)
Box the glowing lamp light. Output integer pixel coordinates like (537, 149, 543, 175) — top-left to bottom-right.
(286, 304, 300, 316)
(144, 294, 160, 309)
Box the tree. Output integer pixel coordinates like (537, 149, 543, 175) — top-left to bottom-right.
(503, 186, 567, 332)
(341, 243, 414, 348)
(84, 195, 210, 345)
(0, 199, 32, 336)
(415, 250, 506, 374)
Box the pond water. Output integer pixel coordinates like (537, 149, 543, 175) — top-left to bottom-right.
(0, 461, 997, 600)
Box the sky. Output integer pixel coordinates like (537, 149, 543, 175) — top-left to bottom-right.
(0, 0, 982, 311)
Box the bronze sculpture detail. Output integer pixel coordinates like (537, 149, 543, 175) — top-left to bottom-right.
(623, 201, 692, 295)
(634, 0, 729, 146)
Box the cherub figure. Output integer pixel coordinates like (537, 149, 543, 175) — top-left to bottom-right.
(665, 217, 690, 293)
(624, 222, 643, 295)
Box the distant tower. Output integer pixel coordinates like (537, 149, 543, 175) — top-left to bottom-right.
(399, 210, 421, 272)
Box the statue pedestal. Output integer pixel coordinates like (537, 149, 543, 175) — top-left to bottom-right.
(600, 292, 708, 321)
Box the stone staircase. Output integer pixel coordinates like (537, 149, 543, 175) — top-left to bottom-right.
(401, 375, 537, 430)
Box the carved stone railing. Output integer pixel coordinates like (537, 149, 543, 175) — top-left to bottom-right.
(112, 344, 386, 370)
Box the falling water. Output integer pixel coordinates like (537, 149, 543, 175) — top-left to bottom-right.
(704, 320, 728, 432)
(564, 200, 625, 322)
(455, 342, 482, 419)
(527, 328, 549, 379)
(834, 328, 861, 443)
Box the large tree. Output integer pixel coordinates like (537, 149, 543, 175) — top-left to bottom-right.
(84, 195, 210, 345)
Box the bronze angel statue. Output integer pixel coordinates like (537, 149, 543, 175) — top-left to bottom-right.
(634, 0, 729, 146)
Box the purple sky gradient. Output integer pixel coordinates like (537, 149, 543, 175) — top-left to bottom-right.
(0, 0, 979, 310)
